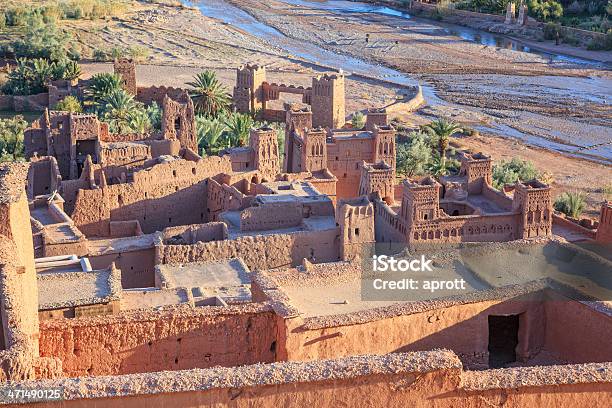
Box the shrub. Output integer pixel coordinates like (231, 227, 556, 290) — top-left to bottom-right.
(543, 22, 562, 40)
(528, 0, 564, 22)
(587, 31, 612, 50)
(351, 112, 366, 129)
(396, 133, 432, 177)
(54, 96, 83, 113)
(492, 158, 540, 190)
(93, 49, 111, 62)
(11, 14, 70, 62)
(554, 191, 587, 218)
(0, 116, 27, 162)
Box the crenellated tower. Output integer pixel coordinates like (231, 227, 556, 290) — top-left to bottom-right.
(336, 196, 375, 261)
(399, 177, 441, 226)
(512, 179, 552, 239)
(233, 64, 267, 114)
(311, 72, 346, 129)
(358, 161, 395, 204)
(113, 58, 137, 95)
(250, 127, 280, 181)
(372, 125, 396, 170)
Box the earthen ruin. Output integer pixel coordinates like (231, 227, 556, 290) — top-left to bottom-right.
(0, 61, 610, 406)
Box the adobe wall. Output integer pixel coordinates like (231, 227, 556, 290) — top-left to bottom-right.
(38, 304, 278, 377)
(136, 86, 187, 106)
(552, 213, 598, 240)
(543, 290, 612, 363)
(162, 222, 227, 244)
(596, 202, 612, 243)
(68, 156, 232, 236)
(89, 248, 156, 289)
(279, 287, 549, 369)
(159, 228, 339, 271)
(240, 202, 303, 231)
(13, 351, 612, 407)
(327, 139, 375, 200)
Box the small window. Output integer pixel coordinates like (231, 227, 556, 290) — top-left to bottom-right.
(424, 213, 428, 220)
(355, 228, 360, 236)
(173, 170, 177, 177)
(192, 168, 196, 175)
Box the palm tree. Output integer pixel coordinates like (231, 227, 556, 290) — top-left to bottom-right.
(86, 73, 123, 108)
(427, 154, 453, 177)
(196, 116, 227, 155)
(31, 58, 55, 93)
(554, 192, 587, 219)
(127, 110, 152, 135)
(225, 113, 253, 147)
(187, 71, 231, 118)
(101, 89, 138, 134)
(422, 119, 462, 159)
(61, 60, 82, 81)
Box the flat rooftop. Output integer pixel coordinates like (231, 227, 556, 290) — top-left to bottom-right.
(221, 212, 337, 238)
(87, 233, 157, 256)
(156, 258, 251, 304)
(37, 268, 121, 310)
(258, 240, 612, 319)
(121, 288, 193, 311)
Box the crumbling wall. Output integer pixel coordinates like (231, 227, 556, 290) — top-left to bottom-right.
(160, 229, 339, 271)
(136, 86, 187, 106)
(38, 304, 277, 377)
(12, 351, 612, 407)
(69, 156, 232, 236)
(0, 164, 49, 381)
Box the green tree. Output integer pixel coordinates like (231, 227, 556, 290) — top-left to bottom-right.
(54, 96, 83, 113)
(196, 116, 227, 155)
(127, 110, 152, 135)
(12, 13, 70, 62)
(225, 112, 253, 147)
(187, 71, 231, 118)
(492, 158, 540, 190)
(554, 191, 587, 218)
(427, 154, 459, 177)
(351, 112, 366, 129)
(100, 89, 138, 134)
(0, 116, 27, 162)
(60, 60, 82, 81)
(145, 102, 162, 131)
(86, 73, 123, 109)
(422, 119, 462, 160)
(396, 133, 432, 177)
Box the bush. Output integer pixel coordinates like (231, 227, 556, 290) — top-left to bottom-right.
(587, 31, 612, 50)
(492, 158, 540, 190)
(54, 96, 83, 113)
(93, 49, 111, 62)
(351, 112, 366, 129)
(544, 22, 562, 39)
(2, 58, 83, 96)
(11, 14, 70, 62)
(554, 191, 587, 218)
(0, 116, 27, 162)
(528, 0, 564, 22)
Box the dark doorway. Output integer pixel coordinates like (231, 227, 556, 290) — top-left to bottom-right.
(488, 314, 519, 368)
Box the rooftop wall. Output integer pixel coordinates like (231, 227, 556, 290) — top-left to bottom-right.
(8, 351, 612, 407)
(159, 228, 339, 271)
(38, 303, 277, 377)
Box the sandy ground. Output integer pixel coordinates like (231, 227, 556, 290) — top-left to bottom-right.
(66, 1, 611, 214)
